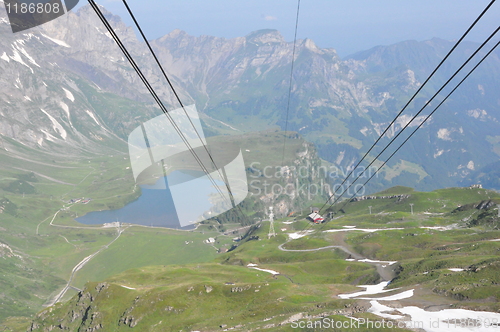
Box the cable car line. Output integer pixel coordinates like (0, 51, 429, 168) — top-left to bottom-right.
(321, 25, 499, 215)
(298, 25, 499, 237)
(119, 0, 257, 227)
(88, 0, 229, 204)
(314, 0, 497, 216)
(90, 0, 258, 228)
(281, 0, 301, 167)
(121, 0, 237, 206)
(332, 38, 500, 218)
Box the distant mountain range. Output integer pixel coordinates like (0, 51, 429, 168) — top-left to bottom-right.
(0, 5, 499, 191)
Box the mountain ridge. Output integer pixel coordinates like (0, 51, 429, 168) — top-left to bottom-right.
(0, 5, 499, 191)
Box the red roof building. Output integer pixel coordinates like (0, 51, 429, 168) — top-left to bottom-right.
(308, 212, 324, 223)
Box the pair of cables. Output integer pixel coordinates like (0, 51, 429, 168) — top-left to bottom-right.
(333, 37, 500, 217)
(88, 0, 245, 223)
(296, 0, 498, 236)
(323, 25, 500, 214)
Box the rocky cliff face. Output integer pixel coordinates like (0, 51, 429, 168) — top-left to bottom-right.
(29, 282, 109, 332)
(251, 139, 331, 218)
(0, 6, 115, 152)
(0, 5, 170, 154)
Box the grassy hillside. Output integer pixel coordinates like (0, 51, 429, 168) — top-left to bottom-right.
(0, 141, 139, 324)
(0, 128, 334, 329)
(23, 186, 500, 331)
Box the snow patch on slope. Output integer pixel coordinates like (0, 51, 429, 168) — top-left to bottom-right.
(62, 88, 75, 102)
(339, 281, 395, 299)
(120, 285, 136, 290)
(59, 101, 73, 128)
(59, 101, 69, 118)
(85, 110, 100, 125)
(1, 52, 9, 62)
(14, 42, 40, 67)
(41, 129, 57, 142)
(357, 289, 414, 301)
(250, 267, 280, 275)
(288, 230, 314, 239)
(395, 306, 500, 332)
(40, 33, 70, 48)
(324, 227, 403, 233)
(95, 27, 113, 40)
(368, 301, 404, 320)
(357, 258, 397, 266)
(40, 109, 67, 140)
(9, 48, 33, 72)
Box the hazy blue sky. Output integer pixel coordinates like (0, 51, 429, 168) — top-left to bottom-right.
(76, 0, 499, 57)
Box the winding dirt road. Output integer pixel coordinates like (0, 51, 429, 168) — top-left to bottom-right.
(45, 227, 125, 306)
(278, 233, 397, 281)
